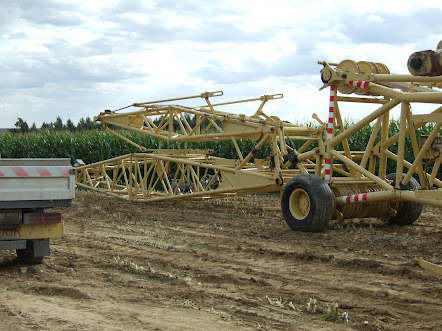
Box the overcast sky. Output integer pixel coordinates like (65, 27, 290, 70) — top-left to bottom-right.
(1, 0, 442, 128)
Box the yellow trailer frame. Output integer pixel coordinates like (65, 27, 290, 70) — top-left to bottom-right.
(76, 56, 442, 233)
(75, 92, 322, 202)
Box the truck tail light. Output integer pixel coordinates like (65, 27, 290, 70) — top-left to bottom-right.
(23, 213, 62, 224)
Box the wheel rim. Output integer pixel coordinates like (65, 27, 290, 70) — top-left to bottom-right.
(289, 188, 310, 220)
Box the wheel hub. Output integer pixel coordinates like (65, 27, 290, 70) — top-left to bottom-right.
(289, 188, 310, 220)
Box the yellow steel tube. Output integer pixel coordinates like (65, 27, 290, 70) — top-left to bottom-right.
(395, 102, 408, 187)
(381, 106, 442, 149)
(231, 137, 244, 161)
(328, 99, 400, 148)
(133, 91, 223, 107)
(429, 155, 442, 187)
(334, 102, 354, 176)
(235, 134, 271, 171)
(373, 74, 442, 83)
(271, 132, 282, 174)
(379, 113, 390, 179)
(135, 152, 274, 179)
(336, 96, 388, 104)
(296, 149, 319, 162)
(334, 189, 442, 208)
(296, 140, 313, 154)
(383, 150, 442, 187)
(398, 190, 442, 208)
(369, 84, 442, 103)
(330, 150, 393, 190)
(406, 110, 426, 187)
(359, 117, 382, 171)
(170, 129, 271, 142)
(402, 123, 442, 186)
(104, 127, 148, 152)
(197, 94, 282, 109)
(283, 126, 320, 135)
(75, 153, 227, 177)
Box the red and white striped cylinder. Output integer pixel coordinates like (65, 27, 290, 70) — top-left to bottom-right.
(0, 166, 71, 177)
(327, 85, 335, 140)
(324, 85, 335, 181)
(347, 80, 370, 90)
(324, 159, 332, 181)
(341, 193, 368, 204)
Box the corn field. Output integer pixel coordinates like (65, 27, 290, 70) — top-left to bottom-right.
(0, 121, 441, 178)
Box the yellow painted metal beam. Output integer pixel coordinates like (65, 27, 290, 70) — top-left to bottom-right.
(419, 258, 442, 276)
(0, 222, 64, 240)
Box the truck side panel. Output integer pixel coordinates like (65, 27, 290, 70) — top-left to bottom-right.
(0, 158, 73, 264)
(0, 177, 74, 201)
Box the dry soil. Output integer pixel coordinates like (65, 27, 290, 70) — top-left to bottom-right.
(0, 191, 441, 330)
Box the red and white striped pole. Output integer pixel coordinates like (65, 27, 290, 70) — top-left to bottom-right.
(327, 85, 335, 140)
(324, 85, 335, 181)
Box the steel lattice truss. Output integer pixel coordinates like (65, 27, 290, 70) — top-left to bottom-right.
(76, 63, 442, 215)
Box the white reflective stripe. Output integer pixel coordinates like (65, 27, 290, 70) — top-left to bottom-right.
(0, 167, 17, 177)
(327, 133, 333, 139)
(324, 174, 331, 181)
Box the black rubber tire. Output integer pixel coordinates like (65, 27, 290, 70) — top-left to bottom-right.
(16, 241, 45, 265)
(16, 249, 44, 265)
(281, 174, 335, 232)
(386, 173, 424, 226)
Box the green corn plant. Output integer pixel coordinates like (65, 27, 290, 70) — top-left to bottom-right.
(0, 120, 440, 181)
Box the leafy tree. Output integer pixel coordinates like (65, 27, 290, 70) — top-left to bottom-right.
(14, 118, 29, 134)
(77, 117, 101, 131)
(30, 123, 38, 132)
(54, 116, 64, 131)
(41, 122, 53, 131)
(66, 119, 76, 132)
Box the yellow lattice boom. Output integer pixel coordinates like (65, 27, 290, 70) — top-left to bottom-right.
(76, 41, 442, 233)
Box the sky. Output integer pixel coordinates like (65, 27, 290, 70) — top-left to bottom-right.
(1, 0, 442, 129)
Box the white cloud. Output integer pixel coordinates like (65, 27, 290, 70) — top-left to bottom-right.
(17, 42, 50, 53)
(0, 0, 441, 128)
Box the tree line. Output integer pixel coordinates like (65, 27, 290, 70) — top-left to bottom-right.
(11, 116, 102, 134)
(10, 113, 217, 134)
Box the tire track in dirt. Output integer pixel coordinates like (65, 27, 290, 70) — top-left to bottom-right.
(1, 191, 441, 330)
(66, 200, 442, 330)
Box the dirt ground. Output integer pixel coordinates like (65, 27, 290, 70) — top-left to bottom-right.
(0, 191, 441, 330)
